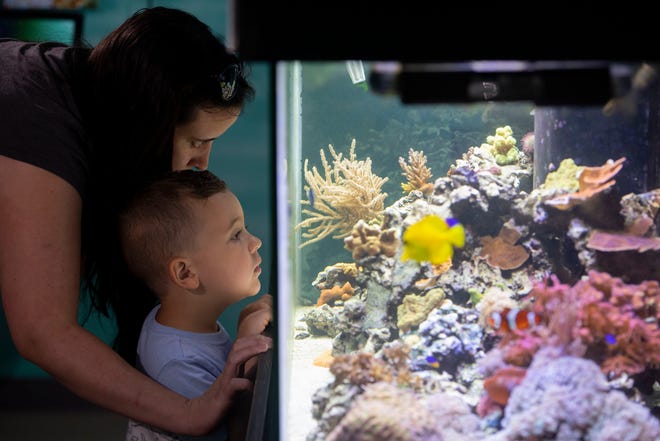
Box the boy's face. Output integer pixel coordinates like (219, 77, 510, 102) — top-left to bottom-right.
(188, 190, 262, 304)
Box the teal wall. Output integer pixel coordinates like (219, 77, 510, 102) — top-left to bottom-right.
(0, 0, 273, 378)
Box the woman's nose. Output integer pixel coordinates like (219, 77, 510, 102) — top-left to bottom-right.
(188, 153, 210, 171)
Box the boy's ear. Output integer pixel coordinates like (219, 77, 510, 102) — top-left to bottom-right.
(168, 257, 199, 290)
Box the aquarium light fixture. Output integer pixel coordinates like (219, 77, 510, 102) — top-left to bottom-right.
(369, 61, 614, 106)
(346, 60, 366, 84)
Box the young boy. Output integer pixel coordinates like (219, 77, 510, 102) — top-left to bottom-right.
(119, 169, 272, 441)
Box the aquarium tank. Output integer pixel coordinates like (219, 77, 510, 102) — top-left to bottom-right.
(273, 60, 660, 441)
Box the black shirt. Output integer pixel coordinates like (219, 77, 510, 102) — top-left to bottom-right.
(0, 39, 88, 196)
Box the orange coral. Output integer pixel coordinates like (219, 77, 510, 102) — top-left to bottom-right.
(479, 224, 529, 270)
(414, 261, 453, 289)
(544, 157, 626, 210)
(399, 148, 433, 194)
(313, 349, 334, 367)
(482, 365, 527, 406)
(316, 281, 354, 306)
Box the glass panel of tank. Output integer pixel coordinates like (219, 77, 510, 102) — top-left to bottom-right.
(275, 61, 660, 441)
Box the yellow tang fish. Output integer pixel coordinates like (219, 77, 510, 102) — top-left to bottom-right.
(401, 215, 465, 265)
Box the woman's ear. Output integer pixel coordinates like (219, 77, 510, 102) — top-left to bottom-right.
(168, 257, 199, 290)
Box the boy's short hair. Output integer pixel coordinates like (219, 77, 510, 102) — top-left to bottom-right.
(119, 170, 226, 292)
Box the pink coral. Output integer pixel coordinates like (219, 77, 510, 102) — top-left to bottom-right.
(520, 132, 534, 157)
(494, 271, 660, 377)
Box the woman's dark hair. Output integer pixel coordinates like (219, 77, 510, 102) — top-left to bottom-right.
(80, 7, 254, 364)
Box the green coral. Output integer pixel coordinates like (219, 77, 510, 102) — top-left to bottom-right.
(485, 125, 519, 165)
(543, 158, 583, 192)
(467, 288, 483, 305)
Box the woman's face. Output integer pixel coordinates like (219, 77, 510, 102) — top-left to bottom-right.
(172, 107, 240, 171)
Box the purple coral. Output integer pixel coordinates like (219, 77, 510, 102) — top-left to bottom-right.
(490, 353, 660, 441)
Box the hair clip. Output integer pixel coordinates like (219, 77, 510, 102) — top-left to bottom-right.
(216, 64, 240, 101)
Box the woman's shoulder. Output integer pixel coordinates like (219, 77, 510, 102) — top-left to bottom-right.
(0, 39, 90, 196)
(0, 39, 81, 88)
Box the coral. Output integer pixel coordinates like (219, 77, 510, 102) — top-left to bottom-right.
(313, 349, 334, 368)
(482, 365, 527, 406)
(495, 354, 660, 441)
(326, 382, 484, 441)
(484, 125, 519, 166)
(499, 271, 660, 378)
(542, 158, 582, 192)
(317, 281, 354, 306)
(587, 230, 660, 252)
(478, 224, 530, 270)
(296, 139, 389, 247)
(575, 271, 660, 376)
(397, 288, 446, 333)
(343, 219, 398, 261)
(520, 132, 534, 157)
(423, 393, 484, 440)
(329, 342, 416, 388)
(544, 157, 626, 210)
(325, 382, 443, 441)
(398, 148, 434, 194)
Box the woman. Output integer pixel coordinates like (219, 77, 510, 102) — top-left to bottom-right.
(0, 7, 271, 436)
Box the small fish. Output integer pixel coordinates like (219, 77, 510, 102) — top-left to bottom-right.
(604, 333, 617, 345)
(401, 215, 465, 265)
(487, 308, 541, 333)
(307, 188, 315, 208)
(425, 355, 440, 369)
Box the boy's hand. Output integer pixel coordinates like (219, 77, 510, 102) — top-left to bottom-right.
(187, 334, 271, 435)
(237, 294, 273, 338)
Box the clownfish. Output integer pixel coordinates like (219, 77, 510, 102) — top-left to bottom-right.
(487, 308, 541, 333)
(401, 215, 465, 265)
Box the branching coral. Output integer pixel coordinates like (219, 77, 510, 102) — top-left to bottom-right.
(296, 139, 389, 247)
(399, 148, 433, 194)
